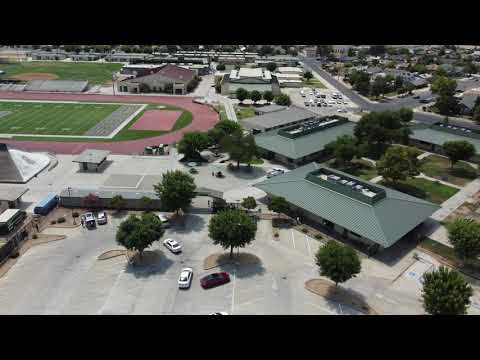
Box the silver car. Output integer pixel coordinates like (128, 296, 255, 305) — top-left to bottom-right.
(163, 238, 182, 254)
(97, 211, 107, 225)
(178, 268, 193, 289)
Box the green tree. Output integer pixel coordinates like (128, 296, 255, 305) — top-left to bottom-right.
(221, 130, 258, 168)
(377, 146, 419, 183)
(208, 208, 257, 258)
(116, 212, 164, 258)
(109, 195, 126, 212)
(268, 196, 290, 214)
(141, 196, 154, 211)
(250, 90, 262, 104)
(435, 94, 460, 116)
(431, 76, 457, 97)
(208, 119, 242, 145)
(447, 218, 480, 262)
(316, 45, 333, 58)
(369, 45, 386, 56)
(443, 140, 475, 168)
(421, 266, 473, 315)
(235, 88, 248, 103)
(396, 108, 414, 123)
(241, 196, 257, 210)
(326, 135, 360, 165)
(303, 71, 314, 82)
(394, 76, 404, 90)
(371, 76, 389, 97)
(216, 64, 226, 71)
(474, 106, 480, 123)
(274, 93, 292, 106)
(266, 62, 277, 72)
(263, 90, 274, 103)
(178, 131, 210, 162)
(154, 170, 196, 214)
(315, 241, 361, 286)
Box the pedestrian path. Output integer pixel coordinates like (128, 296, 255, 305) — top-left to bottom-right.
(431, 178, 480, 221)
(416, 173, 463, 189)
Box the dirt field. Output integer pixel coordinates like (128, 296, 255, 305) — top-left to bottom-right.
(10, 73, 59, 81)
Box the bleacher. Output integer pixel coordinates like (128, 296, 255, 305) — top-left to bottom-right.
(24, 80, 89, 93)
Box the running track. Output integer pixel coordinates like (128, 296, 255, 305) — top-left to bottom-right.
(0, 92, 219, 155)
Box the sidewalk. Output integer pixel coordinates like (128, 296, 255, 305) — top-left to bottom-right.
(431, 178, 480, 221)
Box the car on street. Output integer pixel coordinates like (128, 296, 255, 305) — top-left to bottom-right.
(81, 212, 96, 229)
(163, 238, 182, 254)
(96, 211, 108, 225)
(200, 272, 230, 289)
(178, 267, 193, 289)
(158, 214, 170, 228)
(209, 312, 229, 315)
(337, 109, 347, 113)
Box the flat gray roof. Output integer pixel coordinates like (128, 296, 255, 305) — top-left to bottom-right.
(72, 149, 111, 164)
(255, 104, 287, 114)
(243, 106, 316, 131)
(0, 187, 29, 202)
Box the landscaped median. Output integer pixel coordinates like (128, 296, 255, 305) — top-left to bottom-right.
(305, 279, 377, 315)
(203, 252, 261, 270)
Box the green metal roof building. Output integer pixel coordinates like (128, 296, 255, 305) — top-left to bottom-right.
(254, 116, 355, 167)
(410, 123, 480, 160)
(254, 163, 440, 249)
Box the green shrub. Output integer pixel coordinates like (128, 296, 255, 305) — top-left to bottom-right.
(57, 217, 66, 224)
(450, 166, 478, 179)
(32, 234, 38, 239)
(50, 220, 57, 225)
(72, 212, 79, 218)
(302, 227, 309, 233)
(315, 234, 323, 240)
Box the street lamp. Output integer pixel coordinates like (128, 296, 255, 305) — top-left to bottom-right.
(67, 187, 76, 225)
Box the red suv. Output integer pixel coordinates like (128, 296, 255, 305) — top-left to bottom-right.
(200, 272, 230, 289)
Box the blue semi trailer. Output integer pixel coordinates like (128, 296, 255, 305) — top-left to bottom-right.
(34, 193, 59, 216)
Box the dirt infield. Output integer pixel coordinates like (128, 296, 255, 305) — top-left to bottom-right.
(10, 73, 59, 81)
(130, 110, 182, 131)
(0, 92, 219, 155)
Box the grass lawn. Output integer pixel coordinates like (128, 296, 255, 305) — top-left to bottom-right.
(235, 105, 256, 120)
(420, 155, 478, 187)
(6, 103, 192, 142)
(327, 158, 379, 181)
(0, 101, 123, 135)
(213, 104, 230, 121)
(302, 79, 326, 89)
(0, 62, 123, 85)
(381, 177, 459, 204)
(250, 157, 264, 165)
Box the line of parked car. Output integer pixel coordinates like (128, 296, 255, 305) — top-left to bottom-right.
(301, 89, 348, 111)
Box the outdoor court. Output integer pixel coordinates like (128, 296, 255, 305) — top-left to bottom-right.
(0, 92, 219, 154)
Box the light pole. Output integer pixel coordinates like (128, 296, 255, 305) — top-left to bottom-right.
(68, 187, 76, 225)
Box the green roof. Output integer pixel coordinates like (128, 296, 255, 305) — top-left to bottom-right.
(255, 121, 355, 160)
(254, 163, 440, 248)
(411, 125, 480, 153)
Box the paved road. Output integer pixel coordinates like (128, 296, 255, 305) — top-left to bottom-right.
(301, 57, 480, 130)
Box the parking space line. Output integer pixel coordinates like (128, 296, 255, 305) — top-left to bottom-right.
(305, 235, 312, 257)
(290, 229, 296, 249)
(338, 303, 343, 315)
(305, 301, 337, 315)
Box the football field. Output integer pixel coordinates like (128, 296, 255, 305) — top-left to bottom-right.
(0, 101, 136, 136)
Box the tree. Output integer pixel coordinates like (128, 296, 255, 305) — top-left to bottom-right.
(443, 140, 475, 168)
(303, 71, 313, 82)
(154, 170, 196, 214)
(396, 108, 414, 123)
(109, 195, 126, 212)
(447, 218, 480, 262)
(235, 88, 248, 103)
(221, 130, 258, 168)
(316, 45, 333, 58)
(315, 241, 361, 286)
(268, 196, 290, 215)
(116, 212, 164, 258)
(163, 83, 173, 93)
(274, 93, 291, 106)
(208, 208, 257, 258)
(241, 196, 257, 210)
(263, 90, 274, 103)
(259, 45, 274, 57)
(178, 131, 210, 162)
(394, 76, 404, 90)
(435, 94, 460, 116)
(377, 146, 419, 183)
(421, 266, 473, 315)
(266, 62, 277, 72)
(208, 119, 242, 145)
(82, 193, 100, 210)
(216, 64, 226, 71)
(326, 135, 360, 165)
(250, 90, 262, 104)
(474, 106, 480, 123)
(371, 76, 389, 97)
(369, 45, 386, 56)
(431, 76, 457, 97)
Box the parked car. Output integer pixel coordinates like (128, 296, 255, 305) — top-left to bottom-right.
(200, 272, 230, 289)
(337, 109, 347, 113)
(178, 267, 193, 289)
(81, 212, 96, 229)
(304, 101, 309, 106)
(267, 168, 287, 178)
(158, 214, 170, 228)
(96, 211, 108, 225)
(209, 312, 229, 315)
(163, 238, 182, 254)
(413, 95, 420, 99)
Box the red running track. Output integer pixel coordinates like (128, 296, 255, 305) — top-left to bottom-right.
(130, 110, 182, 131)
(0, 92, 219, 155)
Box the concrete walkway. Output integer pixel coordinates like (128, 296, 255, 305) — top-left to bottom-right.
(416, 173, 463, 189)
(370, 175, 383, 184)
(431, 178, 480, 221)
(221, 97, 238, 122)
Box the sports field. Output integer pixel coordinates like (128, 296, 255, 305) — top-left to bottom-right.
(0, 62, 123, 85)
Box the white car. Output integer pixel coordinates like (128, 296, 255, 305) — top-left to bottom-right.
(267, 168, 287, 178)
(163, 238, 182, 254)
(209, 312, 229, 315)
(178, 267, 193, 289)
(97, 211, 108, 225)
(337, 109, 347, 113)
(158, 214, 170, 228)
